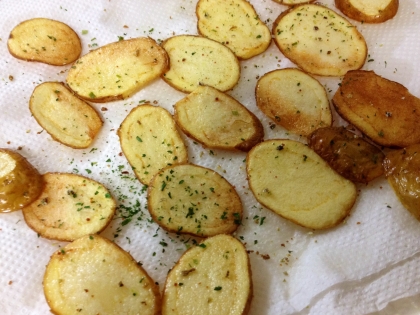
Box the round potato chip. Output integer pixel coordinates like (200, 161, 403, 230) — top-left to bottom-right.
(335, 0, 399, 23)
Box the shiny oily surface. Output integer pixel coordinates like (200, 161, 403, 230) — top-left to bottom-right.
(383, 144, 420, 221)
(0, 149, 43, 213)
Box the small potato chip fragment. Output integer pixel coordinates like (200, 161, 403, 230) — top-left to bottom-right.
(196, 0, 271, 59)
(44, 235, 161, 315)
(67, 37, 168, 102)
(118, 105, 188, 185)
(174, 86, 264, 151)
(148, 164, 243, 237)
(162, 35, 240, 93)
(255, 68, 331, 136)
(8, 18, 81, 65)
(30, 82, 103, 149)
(22, 173, 116, 241)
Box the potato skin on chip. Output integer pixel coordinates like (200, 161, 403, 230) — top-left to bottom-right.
(0, 149, 44, 213)
(22, 173, 116, 241)
(44, 235, 161, 315)
(30, 82, 103, 149)
(8, 18, 81, 66)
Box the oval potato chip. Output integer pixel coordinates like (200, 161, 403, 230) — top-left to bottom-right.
(22, 173, 116, 241)
(246, 139, 357, 229)
(8, 18, 81, 66)
(44, 235, 161, 315)
(335, 0, 399, 23)
(30, 82, 103, 149)
(272, 4, 367, 76)
(174, 85, 264, 151)
(118, 105, 188, 185)
(148, 164, 242, 237)
(67, 37, 168, 102)
(196, 0, 271, 60)
(163, 234, 252, 315)
(162, 35, 240, 93)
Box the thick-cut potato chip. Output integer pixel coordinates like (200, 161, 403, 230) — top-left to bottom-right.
(196, 0, 271, 60)
(44, 235, 161, 315)
(332, 70, 420, 147)
(246, 140, 357, 229)
(335, 0, 399, 23)
(308, 127, 384, 183)
(174, 86, 264, 151)
(8, 18, 81, 66)
(67, 37, 168, 102)
(255, 68, 331, 136)
(162, 35, 240, 93)
(272, 4, 367, 76)
(0, 149, 44, 213)
(30, 82, 103, 149)
(163, 234, 252, 315)
(22, 173, 116, 241)
(118, 105, 188, 186)
(148, 164, 242, 237)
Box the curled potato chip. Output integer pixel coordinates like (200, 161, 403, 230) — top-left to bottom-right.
(22, 173, 116, 241)
(8, 18, 81, 65)
(335, 0, 399, 23)
(30, 82, 103, 149)
(44, 235, 161, 315)
(148, 164, 242, 237)
(196, 0, 271, 59)
(163, 234, 252, 315)
(162, 35, 240, 93)
(0, 149, 43, 213)
(174, 85, 264, 151)
(272, 4, 367, 76)
(246, 139, 357, 229)
(67, 37, 168, 102)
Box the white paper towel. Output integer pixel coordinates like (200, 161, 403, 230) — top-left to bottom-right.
(1, 0, 420, 314)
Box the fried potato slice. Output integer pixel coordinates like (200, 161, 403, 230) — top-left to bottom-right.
(29, 82, 103, 149)
(0, 149, 43, 213)
(308, 127, 384, 183)
(383, 144, 420, 221)
(44, 235, 161, 315)
(118, 105, 188, 186)
(22, 173, 116, 241)
(246, 139, 357, 229)
(67, 37, 168, 102)
(196, 0, 271, 60)
(332, 70, 420, 147)
(162, 35, 240, 93)
(174, 86, 264, 151)
(255, 68, 332, 136)
(163, 234, 252, 315)
(335, 0, 399, 23)
(273, 0, 315, 4)
(7, 18, 81, 66)
(148, 164, 242, 237)
(272, 4, 367, 76)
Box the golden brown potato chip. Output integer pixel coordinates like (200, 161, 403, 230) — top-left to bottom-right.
(272, 4, 367, 76)
(162, 35, 240, 93)
(332, 70, 420, 147)
(163, 234, 252, 315)
(308, 127, 384, 183)
(22, 173, 116, 241)
(29, 82, 103, 149)
(196, 0, 271, 59)
(0, 149, 43, 213)
(255, 68, 332, 136)
(8, 18, 81, 65)
(174, 86, 264, 151)
(246, 139, 357, 229)
(335, 0, 399, 23)
(44, 235, 161, 315)
(67, 37, 168, 102)
(148, 164, 243, 237)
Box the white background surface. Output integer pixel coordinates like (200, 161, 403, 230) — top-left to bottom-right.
(1, 0, 420, 314)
